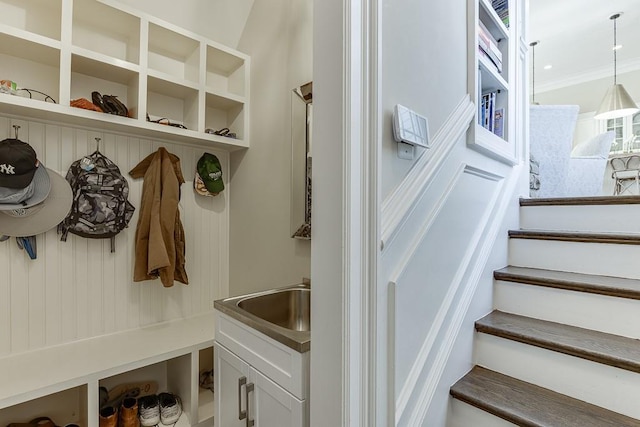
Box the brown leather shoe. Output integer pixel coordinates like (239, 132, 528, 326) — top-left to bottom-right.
(119, 398, 140, 427)
(99, 406, 118, 427)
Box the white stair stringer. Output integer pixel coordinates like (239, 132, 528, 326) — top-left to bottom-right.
(494, 279, 640, 340)
(449, 399, 518, 427)
(520, 204, 640, 234)
(474, 332, 640, 420)
(508, 238, 640, 280)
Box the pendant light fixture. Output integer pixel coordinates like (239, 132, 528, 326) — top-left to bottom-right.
(594, 13, 639, 120)
(530, 41, 540, 105)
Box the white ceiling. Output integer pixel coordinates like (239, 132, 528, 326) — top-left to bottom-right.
(530, 0, 640, 93)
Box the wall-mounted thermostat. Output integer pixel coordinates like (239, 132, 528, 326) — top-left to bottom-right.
(392, 104, 430, 148)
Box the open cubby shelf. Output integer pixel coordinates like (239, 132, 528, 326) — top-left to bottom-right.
(0, 313, 216, 427)
(0, 0, 250, 151)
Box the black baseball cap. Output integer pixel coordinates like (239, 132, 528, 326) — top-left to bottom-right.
(0, 138, 39, 189)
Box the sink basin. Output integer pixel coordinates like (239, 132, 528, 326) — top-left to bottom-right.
(214, 284, 310, 352)
(237, 288, 310, 332)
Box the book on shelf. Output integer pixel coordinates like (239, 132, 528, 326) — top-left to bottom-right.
(477, 69, 483, 126)
(491, 0, 509, 28)
(478, 46, 502, 73)
(478, 22, 502, 72)
(479, 91, 504, 138)
(493, 108, 504, 138)
(481, 92, 495, 132)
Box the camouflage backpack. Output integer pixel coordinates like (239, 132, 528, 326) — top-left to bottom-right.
(59, 151, 135, 252)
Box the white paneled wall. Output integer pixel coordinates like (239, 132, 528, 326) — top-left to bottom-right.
(0, 115, 229, 357)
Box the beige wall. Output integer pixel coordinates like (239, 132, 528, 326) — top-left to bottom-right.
(113, 0, 255, 49)
(229, 0, 313, 296)
(115, 0, 313, 297)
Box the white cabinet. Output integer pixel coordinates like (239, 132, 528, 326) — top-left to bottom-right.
(215, 343, 305, 427)
(0, 0, 250, 150)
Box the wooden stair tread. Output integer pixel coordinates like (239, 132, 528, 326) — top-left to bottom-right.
(509, 229, 640, 245)
(494, 266, 640, 300)
(476, 311, 640, 373)
(520, 196, 640, 206)
(450, 366, 640, 427)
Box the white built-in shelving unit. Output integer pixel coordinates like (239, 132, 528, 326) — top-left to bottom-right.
(0, 0, 250, 150)
(0, 0, 244, 425)
(0, 313, 216, 427)
(468, 0, 520, 164)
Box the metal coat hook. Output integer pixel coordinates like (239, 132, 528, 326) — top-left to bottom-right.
(13, 125, 20, 139)
(95, 137, 101, 153)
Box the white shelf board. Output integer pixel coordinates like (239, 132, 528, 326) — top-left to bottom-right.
(470, 123, 516, 165)
(71, 46, 140, 73)
(198, 389, 215, 423)
(205, 91, 245, 111)
(71, 52, 139, 85)
(0, 312, 215, 409)
(0, 94, 249, 151)
(0, 31, 60, 67)
(168, 410, 192, 427)
(147, 73, 200, 98)
(0, 24, 61, 50)
(478, 55, 508, 92)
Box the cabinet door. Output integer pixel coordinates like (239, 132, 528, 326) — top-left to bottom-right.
(214, 342, 251, 427)
(250, 367, 306, 427)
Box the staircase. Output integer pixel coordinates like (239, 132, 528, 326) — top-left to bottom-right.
(449, 196, 640, 426)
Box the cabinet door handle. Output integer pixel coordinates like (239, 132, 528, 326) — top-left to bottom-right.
(245, 382, 255, 427)
(238, 376, 247, 420)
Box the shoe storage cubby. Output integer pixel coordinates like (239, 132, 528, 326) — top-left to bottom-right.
(147, 76, 199, 131)
(0, 33, 61, 104)
(0, 385, 87, 427)
(99, 354, 193, 427)
(0, 313, 216, 427)
(0, 0, 250, 150)
(70, 54, 140, 119)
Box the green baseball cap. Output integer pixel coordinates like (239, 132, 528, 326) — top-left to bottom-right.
(195, 152, 224, 196)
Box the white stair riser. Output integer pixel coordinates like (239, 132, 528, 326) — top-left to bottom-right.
(475, 333, 640, 419)
(520, 205, 640, 234)
(494, 280, 640, 340)
(509, 239, 640, 280)
(448, 399, 517, 427)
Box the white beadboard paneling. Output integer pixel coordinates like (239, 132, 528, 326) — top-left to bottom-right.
(0, 113, 229, 356)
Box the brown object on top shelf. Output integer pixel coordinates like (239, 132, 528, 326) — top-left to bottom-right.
(70, 97, 103, 112)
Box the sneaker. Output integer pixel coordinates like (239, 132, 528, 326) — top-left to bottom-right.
(158, 392, 182, 425)
(138, 395, 160, 427)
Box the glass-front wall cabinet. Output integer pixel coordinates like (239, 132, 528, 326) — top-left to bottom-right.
(605, 111, 640, 154)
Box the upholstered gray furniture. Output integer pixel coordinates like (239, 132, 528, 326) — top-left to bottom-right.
(565, 131, 615, 197)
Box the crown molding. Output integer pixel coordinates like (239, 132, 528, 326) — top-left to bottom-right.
(537, 57, 640, 94)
